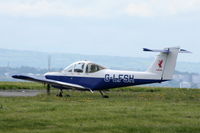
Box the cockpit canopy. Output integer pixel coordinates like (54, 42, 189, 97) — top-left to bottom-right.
(63, 61, 106, 73)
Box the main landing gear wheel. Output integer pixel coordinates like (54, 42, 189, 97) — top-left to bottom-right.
(99, 91, 109, 98)
(56, 89, 63, 97)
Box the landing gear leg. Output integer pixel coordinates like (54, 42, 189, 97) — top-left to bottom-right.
(47, 84, 50, 95)
(99, 91, 109, 98)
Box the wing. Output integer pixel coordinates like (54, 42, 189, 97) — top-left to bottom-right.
(12, 75, 88, 91)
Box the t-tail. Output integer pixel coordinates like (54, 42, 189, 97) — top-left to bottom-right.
(143, 47, 191, 81)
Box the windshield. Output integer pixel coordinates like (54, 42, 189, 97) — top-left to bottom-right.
(63, 64, 74, 72)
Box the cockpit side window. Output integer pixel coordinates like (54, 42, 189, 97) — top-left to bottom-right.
(86, 63, 105, 73)
(74, 63, 85, 73)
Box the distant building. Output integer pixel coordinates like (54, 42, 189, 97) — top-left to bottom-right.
(173, 74, 184, 82)
(180, 82, 191, 88)
(192, 75, 200, 84)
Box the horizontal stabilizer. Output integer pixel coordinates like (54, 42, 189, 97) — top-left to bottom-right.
(143, 48, 170, 53)
(143, 48, 191, 54)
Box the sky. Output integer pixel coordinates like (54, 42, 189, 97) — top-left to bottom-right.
(0, 0, 200, 62)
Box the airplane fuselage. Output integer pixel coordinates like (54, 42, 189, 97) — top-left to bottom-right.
(45, 69, 167, 90)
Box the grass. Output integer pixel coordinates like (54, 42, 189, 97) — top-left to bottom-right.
(0, 82, 200, 133)
(0, 82, 44, 90)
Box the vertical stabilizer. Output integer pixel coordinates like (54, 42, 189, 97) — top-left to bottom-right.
(145, 47, 180, 80)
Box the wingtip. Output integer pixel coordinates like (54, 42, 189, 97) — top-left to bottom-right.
(12, 75, 25, 79)
(12, 75, 18, 78)
(179, 49, 192, 53)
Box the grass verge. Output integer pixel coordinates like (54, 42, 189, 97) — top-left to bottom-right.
(0, 82, 200, 133)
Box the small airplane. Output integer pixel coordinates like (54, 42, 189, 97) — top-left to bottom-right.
(12, 47, 190, 98)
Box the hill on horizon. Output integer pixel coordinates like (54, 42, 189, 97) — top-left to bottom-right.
(0, 48, 199, 73)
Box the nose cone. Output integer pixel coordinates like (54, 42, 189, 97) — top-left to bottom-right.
(44, 72, 51, 79)
(44, 72, 49, 77)
(44, 72, 62, 79)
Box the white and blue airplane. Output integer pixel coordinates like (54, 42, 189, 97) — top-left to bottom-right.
(12, 47, 190, 98)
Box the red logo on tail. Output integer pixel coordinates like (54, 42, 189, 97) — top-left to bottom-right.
(158, 60, 163, 68)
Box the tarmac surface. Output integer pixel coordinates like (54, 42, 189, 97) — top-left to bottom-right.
(0, 90, 45, 97)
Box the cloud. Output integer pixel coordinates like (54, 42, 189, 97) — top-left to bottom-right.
(125, 2, 153, 17)
(125, 0, 200, 17)
(0, 0, 96, 17)
(0, 0, 200, 18)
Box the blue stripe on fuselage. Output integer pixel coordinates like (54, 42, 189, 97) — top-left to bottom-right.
(45, 75, 167, 90)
